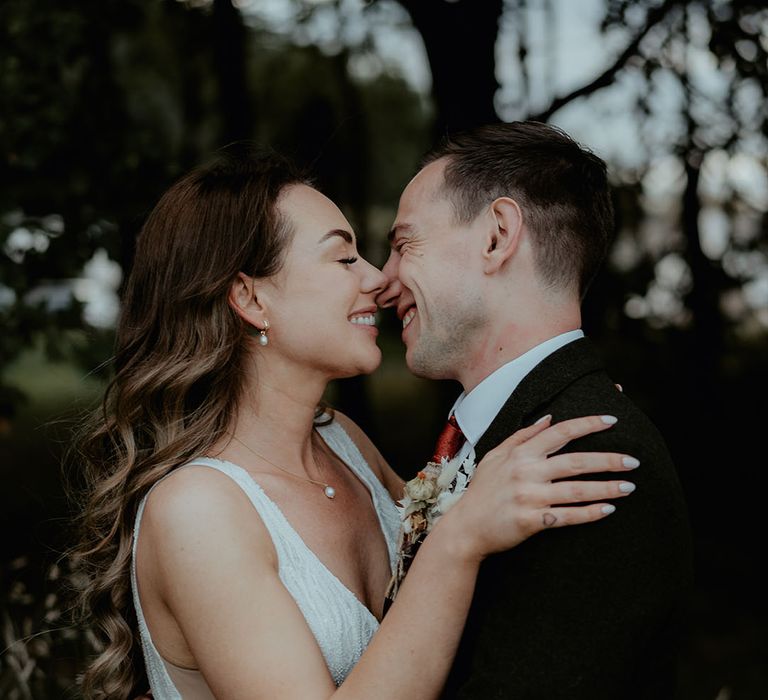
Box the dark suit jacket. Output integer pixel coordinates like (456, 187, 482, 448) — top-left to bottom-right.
(442, 338, 694, 700)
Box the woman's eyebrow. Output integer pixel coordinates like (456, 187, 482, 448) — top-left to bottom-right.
(318, 228, 354, 245)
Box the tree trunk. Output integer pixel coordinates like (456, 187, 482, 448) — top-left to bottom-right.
(396, 0, 503, 138)
(212, 0, 251, 144)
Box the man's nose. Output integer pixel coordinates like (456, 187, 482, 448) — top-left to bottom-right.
(376, 251, 402, 308)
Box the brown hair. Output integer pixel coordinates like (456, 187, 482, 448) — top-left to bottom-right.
(70, 145, 309, 699)
(423, 121, 614, 297)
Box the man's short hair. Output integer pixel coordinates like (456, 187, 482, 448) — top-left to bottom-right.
(422, 121, 614, 298)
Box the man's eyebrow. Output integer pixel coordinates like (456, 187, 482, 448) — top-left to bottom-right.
(387, 222, 412, 243)
(318, 229, 354, 245)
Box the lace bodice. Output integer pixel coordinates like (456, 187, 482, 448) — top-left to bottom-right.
(130, 419, 401, 698)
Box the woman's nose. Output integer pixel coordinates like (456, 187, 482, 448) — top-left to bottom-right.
(358, 255, 388, 296)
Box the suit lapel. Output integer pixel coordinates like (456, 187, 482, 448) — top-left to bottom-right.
(474, 338, 604, 461)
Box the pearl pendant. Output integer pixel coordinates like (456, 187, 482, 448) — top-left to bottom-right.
(258, 332, 268, 346)
(324, 485, 336, 499)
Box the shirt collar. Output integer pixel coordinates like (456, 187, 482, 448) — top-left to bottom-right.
(452, 330, 584, 446)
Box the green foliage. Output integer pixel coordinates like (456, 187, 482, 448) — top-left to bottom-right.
(1, 0, 214, 415)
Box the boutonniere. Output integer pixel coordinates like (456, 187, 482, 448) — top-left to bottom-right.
(387, 451, 477, 600)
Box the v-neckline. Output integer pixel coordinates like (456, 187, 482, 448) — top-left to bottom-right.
(204, 427, 389, 624)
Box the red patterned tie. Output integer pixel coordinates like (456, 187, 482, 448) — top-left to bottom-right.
(431, 414, 465, 462)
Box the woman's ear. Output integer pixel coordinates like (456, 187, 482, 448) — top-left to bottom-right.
(483, 197, 523, 274)
(228, 272, 268, 330)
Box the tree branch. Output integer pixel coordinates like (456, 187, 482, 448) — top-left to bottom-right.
(529, 0, 683, 122)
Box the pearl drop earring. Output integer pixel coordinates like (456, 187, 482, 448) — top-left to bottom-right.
(258, 319, 270, 346)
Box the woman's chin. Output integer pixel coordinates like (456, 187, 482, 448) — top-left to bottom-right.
(362, 352, 383, 376)
(337, 348, 382, 378)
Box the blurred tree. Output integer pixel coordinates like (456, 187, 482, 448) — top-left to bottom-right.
(213, 0, 252, 142)
(593, 0, 768, 536)
(0, 0, 220, 415)
(394, 0, 503, 135)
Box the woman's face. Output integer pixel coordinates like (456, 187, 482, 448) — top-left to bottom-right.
(264, 184, 386, 379)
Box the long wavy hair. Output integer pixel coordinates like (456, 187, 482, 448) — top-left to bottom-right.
(70, 145, 309, 699)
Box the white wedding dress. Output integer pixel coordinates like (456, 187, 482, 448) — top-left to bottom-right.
(130, 419, 401, 699)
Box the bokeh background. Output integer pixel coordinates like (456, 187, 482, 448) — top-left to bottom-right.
(1, 0, 767, 697)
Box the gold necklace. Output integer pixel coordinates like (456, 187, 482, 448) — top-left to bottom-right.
(229, 433, 337, 499)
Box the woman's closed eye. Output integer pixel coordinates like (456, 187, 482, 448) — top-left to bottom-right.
(338, 256, 358, 266)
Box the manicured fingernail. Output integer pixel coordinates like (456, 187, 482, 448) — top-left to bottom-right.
(534, 414, 552, 425)
(619, 482, 636, 493)
(601, 415, 618, 425)
(601, 504, 616, 514)
(623, 457, 640, 469)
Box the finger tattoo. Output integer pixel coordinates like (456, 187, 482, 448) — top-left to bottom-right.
(542, 512, 557, 528)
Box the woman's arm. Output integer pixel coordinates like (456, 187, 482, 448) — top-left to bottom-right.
(142, 415, 636, 700)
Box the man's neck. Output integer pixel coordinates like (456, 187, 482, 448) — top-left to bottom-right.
(452, 329, 584, 446)
(458, 317, 582, 393)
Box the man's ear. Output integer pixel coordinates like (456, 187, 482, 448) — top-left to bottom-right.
(483, 197, 523, 274)
(228, 272, 268, 330)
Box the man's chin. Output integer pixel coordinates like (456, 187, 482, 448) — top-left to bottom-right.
(404, 345, 433, 379)
(404, 337, 461, 382)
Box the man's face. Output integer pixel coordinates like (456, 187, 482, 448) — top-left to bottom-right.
(378, 159, 488, 380)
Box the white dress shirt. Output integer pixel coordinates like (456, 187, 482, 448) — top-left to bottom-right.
(451, 330, 584, 467)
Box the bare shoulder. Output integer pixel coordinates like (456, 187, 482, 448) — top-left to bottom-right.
(141, 465, 275, 565)
(144, 464, 251, 525)
(330, 411, 404, 498)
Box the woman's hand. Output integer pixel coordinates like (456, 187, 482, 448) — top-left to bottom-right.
(435, 415, 638, 564)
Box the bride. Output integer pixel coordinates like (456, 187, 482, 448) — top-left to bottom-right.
(73, 145, 637, 699)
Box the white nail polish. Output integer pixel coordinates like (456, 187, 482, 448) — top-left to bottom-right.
(619, 482, 636, 493)
(601, 505, 616, 514)
(601, 415, 618, 425)
(534, 414, 552, 425)
(623, 457, 640, 469)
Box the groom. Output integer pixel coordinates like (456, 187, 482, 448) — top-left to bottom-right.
(377, 121, 693, 699)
